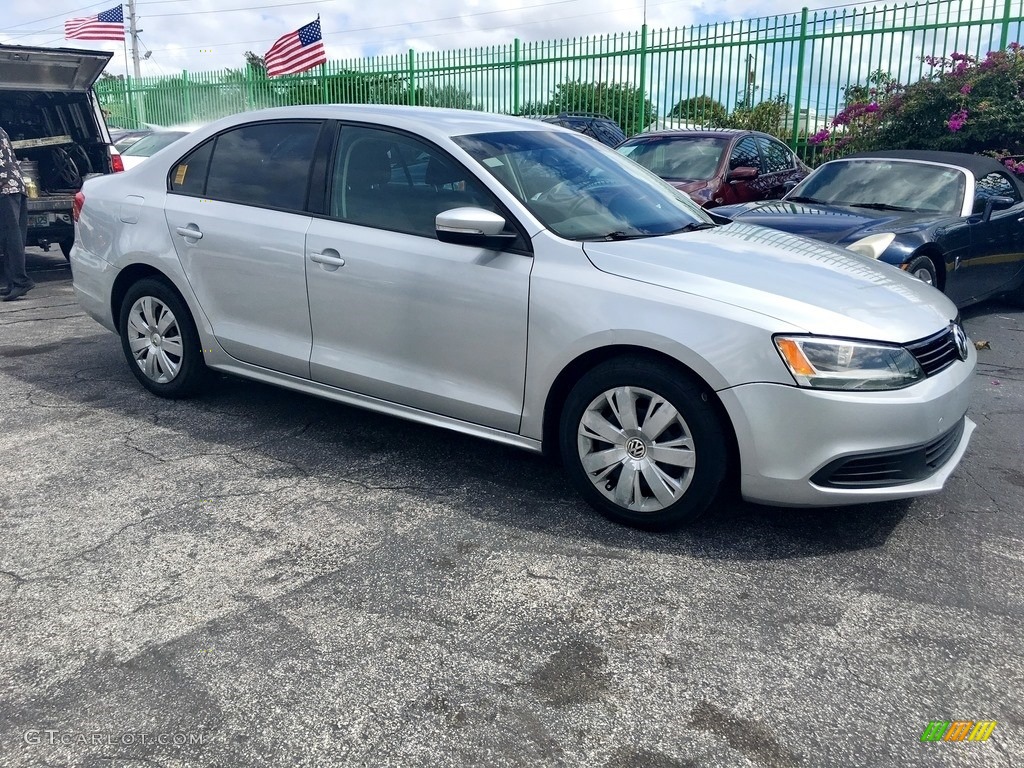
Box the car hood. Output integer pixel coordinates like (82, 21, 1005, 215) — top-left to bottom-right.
(581, 222, 957, 342)
(714, 200, 930, 245)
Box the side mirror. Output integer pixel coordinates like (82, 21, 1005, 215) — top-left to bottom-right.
(727, 166, 759, 182)
(782, 180, 799, 193)
(436, 207, 516, 247)
(981, 195, 1015, 222)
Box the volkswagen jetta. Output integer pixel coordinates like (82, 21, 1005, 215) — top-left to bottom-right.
(71, 106, 976, 529)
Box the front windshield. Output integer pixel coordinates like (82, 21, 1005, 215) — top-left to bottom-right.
(122, 131, 188, 158)
(616, 136, 727, 181)
(453, 130, 711, 240)
(789, 159, 967, 214)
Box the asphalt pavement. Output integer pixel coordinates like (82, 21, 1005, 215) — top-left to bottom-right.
(0, 249, 1021, 767)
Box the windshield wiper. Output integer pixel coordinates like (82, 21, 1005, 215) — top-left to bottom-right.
(786, 195, 826, 204)
(587, 230, 649, 241)
(848, 202, 915, 212)
(664, 222, 717, 234)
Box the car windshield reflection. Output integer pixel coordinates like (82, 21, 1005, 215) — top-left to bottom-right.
(788, 159, 967, 215)
(617, 136, 728, 181)
(454, 130, 710, 240)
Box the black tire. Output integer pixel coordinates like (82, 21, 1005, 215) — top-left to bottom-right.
(905, 254, 938, 287)
(118, 277, 211, 398)
(559, 357, 728, 530)
(59, 239, 73, 260)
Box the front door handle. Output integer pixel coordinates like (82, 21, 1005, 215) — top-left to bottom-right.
(175, 225, 203, 240)
(310, 252, 346, 268)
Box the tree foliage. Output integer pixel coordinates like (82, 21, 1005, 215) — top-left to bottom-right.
(520, 80, 657, 136)
(668, 95, 727, 125)
(721, 94, 791, 138)
(810, 45, 1024, 167)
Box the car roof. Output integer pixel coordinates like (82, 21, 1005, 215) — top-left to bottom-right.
(842, 150, 1018, 180)
(623, 128, 765, 141)
(199, 105, 554, 145)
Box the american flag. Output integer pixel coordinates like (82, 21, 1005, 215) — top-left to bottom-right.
(65, 5, 126, 42)
(265, 18, 327, 78)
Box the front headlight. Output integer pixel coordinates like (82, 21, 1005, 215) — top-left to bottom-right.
(846, 232, 896, 259)
(774, 335, 924, 390)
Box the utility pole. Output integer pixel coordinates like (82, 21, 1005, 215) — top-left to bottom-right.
(126, 0, 146, 123)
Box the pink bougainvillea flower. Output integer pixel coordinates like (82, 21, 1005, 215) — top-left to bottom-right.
(960, 83, 973, 95)
(946, 108, 968, 131)
(809, 129, 831, 144)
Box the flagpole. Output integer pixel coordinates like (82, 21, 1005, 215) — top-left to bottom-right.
(121, 17, 132, 127)
(126, 0, 146, 124)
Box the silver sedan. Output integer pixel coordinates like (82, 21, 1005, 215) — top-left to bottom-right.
(70, 105, 976, 529)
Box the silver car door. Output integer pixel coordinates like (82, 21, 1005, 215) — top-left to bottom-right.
(163, 121, 322, 378)
(304, 126, 532, 432)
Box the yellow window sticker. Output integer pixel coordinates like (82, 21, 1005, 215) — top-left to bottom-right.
(174, 165, 187, 185)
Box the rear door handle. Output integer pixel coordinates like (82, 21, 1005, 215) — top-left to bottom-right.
(310, 252, 346, 268)
(175, 225, 203, 240)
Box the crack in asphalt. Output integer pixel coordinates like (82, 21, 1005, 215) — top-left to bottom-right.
(963, 467, 1002, 512)
(0, 314, 85, 326)
(122, 419, 324, 466)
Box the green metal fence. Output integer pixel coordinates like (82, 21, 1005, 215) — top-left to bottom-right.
(97, 0, 1024, 152)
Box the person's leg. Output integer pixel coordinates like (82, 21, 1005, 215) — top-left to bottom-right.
(0, 193, 33, 299)
(0, 193, 17, 290)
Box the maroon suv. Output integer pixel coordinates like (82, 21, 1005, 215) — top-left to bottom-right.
(616, 129, 810, 208)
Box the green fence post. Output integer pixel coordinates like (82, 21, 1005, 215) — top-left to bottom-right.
(789, 7, 809, 148)
(182, 70, 192, 125)
(127, 76, 138, 126)
(1000, 0, 1014, 49)
(638, 23, 648, 132)
(408, 49, 416, 106)
(513, 38, 521, 114)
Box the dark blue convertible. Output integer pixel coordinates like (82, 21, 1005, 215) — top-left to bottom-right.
(714, 150, 1024, 308)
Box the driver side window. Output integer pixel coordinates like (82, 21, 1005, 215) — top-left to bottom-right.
(973, 172, 1019, 213)
(330, 126, 500, 238)
(729, 137, 761, 172)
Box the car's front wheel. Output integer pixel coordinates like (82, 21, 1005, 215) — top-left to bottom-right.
(905, 254, 938, 287)
(118, 278, 210, 398)
(559, 357, 728, 530)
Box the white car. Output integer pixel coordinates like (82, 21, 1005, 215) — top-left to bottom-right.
(70, 105, 976, 529)
(118, 129, 192, 170)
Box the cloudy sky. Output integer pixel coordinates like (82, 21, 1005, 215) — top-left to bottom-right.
(1, 0, 847, 78)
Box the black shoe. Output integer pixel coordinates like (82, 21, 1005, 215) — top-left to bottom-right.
(1, 282, 34, 302)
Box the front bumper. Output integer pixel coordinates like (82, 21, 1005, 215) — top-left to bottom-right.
(718, 354, 975, 507)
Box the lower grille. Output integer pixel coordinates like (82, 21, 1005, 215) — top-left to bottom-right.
(811, 417, 966, 488)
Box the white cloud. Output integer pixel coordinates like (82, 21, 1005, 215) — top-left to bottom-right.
(0, 0, 832, 77)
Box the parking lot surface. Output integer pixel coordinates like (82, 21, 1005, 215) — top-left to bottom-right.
(1, 250, 1021, 767)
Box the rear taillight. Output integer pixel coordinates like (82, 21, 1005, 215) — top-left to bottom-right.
(109, 145, 124, 173)
(73, 191, 85, 222)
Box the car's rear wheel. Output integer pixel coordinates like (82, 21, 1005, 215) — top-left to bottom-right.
(559, 357, 728, 530)
(118, 278, 210, 398)
(905, 254, 938, 287)
(59, 239, 73, 260)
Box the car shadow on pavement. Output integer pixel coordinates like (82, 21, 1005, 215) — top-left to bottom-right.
(3, 323, 912, 565)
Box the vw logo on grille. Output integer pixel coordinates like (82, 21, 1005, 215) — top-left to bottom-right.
(625, 437, 647, 459)
(951, 323, 969, 361)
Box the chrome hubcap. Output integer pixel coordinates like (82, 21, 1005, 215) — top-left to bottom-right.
(577, 386, 696, 512)
(127, 296, 184, 383)
(913, 268, 934, 285)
